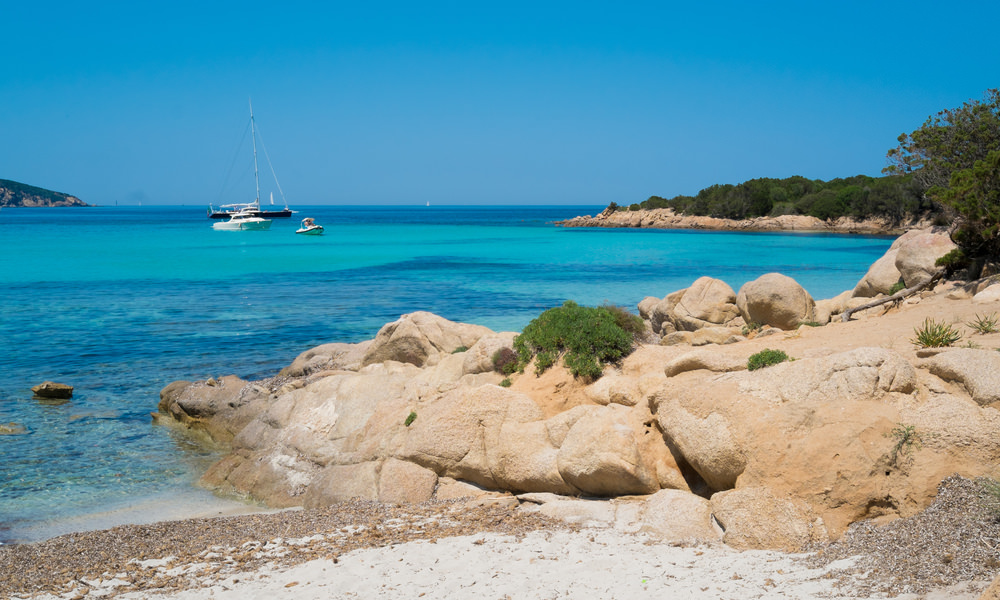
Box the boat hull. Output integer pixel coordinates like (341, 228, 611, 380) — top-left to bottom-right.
(209, 208, 293, 219)
(213, 218, 272, 231)
(295, 225, 324, 235)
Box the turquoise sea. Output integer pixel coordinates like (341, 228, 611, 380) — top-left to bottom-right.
(0, 205, 894, 543)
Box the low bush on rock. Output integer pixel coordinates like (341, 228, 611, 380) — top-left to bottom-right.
(492, 347, 519, 375)
(747, 348, 790, 371)
(600, 303, 647, 340)
(911, 318, 963, 348)
(513, 301, 638, 380)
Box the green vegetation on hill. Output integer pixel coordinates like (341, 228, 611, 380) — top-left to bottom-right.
(0, 178, 87, 207)
(613, 173, 933, 222)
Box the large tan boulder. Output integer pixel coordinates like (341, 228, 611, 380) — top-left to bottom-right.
(361, 311, 494, 367)
(853, 248, 903, 297)
(461, 331, 517, 375)
(736, 273, 816, 330)
(894, 231, 956, 287)
(923, 348, 1000, 407)
(671, 277, 740, 331)
(654, 397, 746, 492)
(649, 288, 687, 335)
(556, 406, 660, 496)
(974, 284, 1000, 304)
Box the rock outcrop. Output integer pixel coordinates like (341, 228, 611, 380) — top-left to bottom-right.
(555, 207, 926, 234)
(736, 273, 816, 329)
(156, 241, 1000, 554)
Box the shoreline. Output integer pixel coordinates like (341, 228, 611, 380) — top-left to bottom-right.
(0, 486, 272, 546)
(555, 206, 932, 235)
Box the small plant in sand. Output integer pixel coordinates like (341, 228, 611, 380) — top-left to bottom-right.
(967, 312, 1000, 335)
(911, 318, 963, 348)
(404, 411, 417, 427)
(885, 423, 922, 466)
(499, 377, 512, 388)
(747, 349, 790, 371)
(513, 300, 637, 381)
(888, 281, 906, 295)
(741, 321, 763, 337)
(451, 346, 468, 354)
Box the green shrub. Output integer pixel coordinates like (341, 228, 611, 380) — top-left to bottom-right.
(492, 347, 519, 375)
(513, 301, 637, 380)
(911, 318, 963, 348)
(451, 346, 468, 354)
(741, 321, 763, 336)
(967, 312, 1000, 334)
(747, 348, 790, 371)
(935, 248, 969, 272)
(888, 281, 906, 295)
(499, 377, 512, 388)
(404, 411, 417, 427)
(600, 303, 646, 339)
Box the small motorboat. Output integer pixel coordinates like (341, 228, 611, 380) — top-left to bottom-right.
(295, 217, 324, 235)
(212, 210, 272, 231)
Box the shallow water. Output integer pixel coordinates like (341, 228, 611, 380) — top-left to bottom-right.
(0, 205, 893, 542)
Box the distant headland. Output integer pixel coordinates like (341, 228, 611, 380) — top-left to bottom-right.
(0, 179, 88, 207)
(556, 174, 941, 235)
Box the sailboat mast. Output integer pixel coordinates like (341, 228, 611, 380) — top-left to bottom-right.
(249, 98, 261, 208)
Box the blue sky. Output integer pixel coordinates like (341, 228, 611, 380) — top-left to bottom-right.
(2, 1, 998, 206)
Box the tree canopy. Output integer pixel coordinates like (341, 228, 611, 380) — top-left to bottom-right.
(885, 89, 1000, 277)
(629, 173, 931, 222)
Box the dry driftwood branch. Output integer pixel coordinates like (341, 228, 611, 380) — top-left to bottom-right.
(840, 270, 946, 322)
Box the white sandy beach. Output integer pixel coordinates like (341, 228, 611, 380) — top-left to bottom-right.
(27, 526, 985, 600)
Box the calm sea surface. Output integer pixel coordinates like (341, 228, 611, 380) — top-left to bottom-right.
(0, 205, 893, 542)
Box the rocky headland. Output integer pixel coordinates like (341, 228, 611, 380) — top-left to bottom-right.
(0, 178, 88, 207)
(557, 204, 935, 234)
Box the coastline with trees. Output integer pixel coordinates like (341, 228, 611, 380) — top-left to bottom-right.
(561, 89, 999, 250)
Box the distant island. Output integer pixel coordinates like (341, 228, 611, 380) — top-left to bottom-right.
(0, 179, 88, 207)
